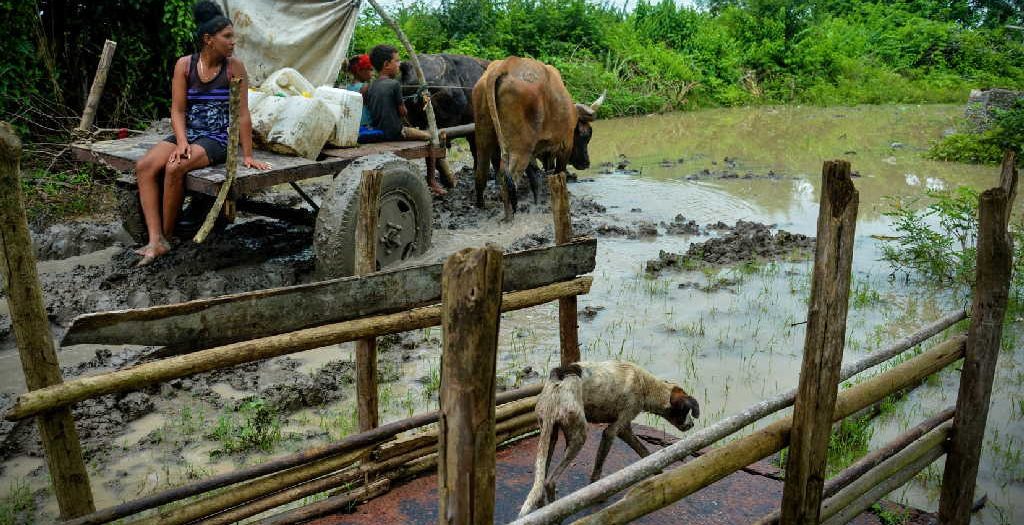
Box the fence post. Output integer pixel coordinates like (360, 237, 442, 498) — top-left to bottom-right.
(938, 187, 1013, 524)
(355, 169, 383, 431)
(438, 246, 503, 525)
(780, 160, 859, 525)
(547, 173, 580, 367)
(999, 150, 1017, 227)
(0, 122, 96, 518)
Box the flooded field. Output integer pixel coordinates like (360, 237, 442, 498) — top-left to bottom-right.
(1, 104, 1020, 524)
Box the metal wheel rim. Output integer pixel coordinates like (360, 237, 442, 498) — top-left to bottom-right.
(376, 189, 420, 269)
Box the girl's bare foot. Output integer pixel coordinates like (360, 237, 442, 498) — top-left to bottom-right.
(134, 238, 169, 256)
(136, 240, 170, 267)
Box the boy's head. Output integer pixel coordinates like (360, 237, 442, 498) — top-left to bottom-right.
(370, 45, 400, 78)
(347, 54, 373, 82)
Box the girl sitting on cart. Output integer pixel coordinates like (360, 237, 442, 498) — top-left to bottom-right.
(133, 1, 270, 266)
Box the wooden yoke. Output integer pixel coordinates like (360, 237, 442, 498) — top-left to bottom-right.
(438, 246, 503, 525)
(780, 160, 859, 524)
(0, 122, 96, 518)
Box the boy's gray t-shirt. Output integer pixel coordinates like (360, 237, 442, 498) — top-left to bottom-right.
(366, 77, 403, 140)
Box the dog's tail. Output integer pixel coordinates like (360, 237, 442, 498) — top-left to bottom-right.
(519, 364, 585, 517)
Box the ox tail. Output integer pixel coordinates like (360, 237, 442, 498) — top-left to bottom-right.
(485, 68, 508, 162)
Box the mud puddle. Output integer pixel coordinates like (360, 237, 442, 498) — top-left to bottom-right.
(0, 104, 1020, 524)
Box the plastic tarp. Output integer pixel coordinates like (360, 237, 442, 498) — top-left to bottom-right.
(217, 0, 360, 88)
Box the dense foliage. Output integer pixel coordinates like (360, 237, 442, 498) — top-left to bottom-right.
(927, 99, 1024, 163)
(1, 0, 1022, 138)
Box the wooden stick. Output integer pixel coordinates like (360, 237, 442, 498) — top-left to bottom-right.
(509, 310, 966, 525)
(356, 169, 383, 431)
(548, 173, 580, 366)
(0, 122, 96, 519)
(819, 421, 951, 522)
(939, 187, 1013, 523)
(999, 149, 1018, 227)
(77, 40, 117, 133)
(781, 159, 859, 525)
(9, 277, 590, 421)
(194, 77, 241, 243)
(250, 479, 391, 525)
(752, 406, 955, 525)
(439, 246, 503, 525)
(61, 385, 540, 525)
(822, 445, 946, 525)
(570, 334, 966, 525)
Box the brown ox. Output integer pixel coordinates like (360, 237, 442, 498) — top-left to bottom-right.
(472, 56, 604, 220)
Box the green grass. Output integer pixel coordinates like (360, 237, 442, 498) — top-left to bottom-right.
(0, 481, 35, 525)
(19, 166, 115, 225)
(208, 398, 285, 456)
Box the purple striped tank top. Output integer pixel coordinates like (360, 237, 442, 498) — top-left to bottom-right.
(185, 53, 230, 145)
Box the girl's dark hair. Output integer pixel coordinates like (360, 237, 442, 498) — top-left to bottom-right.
(194, 1, 232, 46)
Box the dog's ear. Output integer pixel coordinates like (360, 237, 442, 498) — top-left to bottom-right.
(670, 387, 700, 419)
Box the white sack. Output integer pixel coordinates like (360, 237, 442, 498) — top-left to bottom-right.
(313, 86, 362, 147)
(218, 0, 360, 88)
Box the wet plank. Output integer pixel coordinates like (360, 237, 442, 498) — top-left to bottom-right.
(72, 134, 441, 197)
(61, 238, 597, 350)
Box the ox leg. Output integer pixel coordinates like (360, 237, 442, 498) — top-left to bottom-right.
(473, 134, 495, 209)
(497, 156, 516, 221)
(525, 160, 542, 206)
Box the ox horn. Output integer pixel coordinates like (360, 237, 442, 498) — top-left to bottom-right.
(590, 91, 606, 111)
(576, 91, 607, 122)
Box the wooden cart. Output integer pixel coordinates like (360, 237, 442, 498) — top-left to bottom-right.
(72, 133, 448, 276)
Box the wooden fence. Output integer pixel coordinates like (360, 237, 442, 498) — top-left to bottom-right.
(1, 116, 594, 525)
(512, 155, 1018, 525)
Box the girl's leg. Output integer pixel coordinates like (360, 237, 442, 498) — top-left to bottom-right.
(135, 141, 177, 252)
(161, 144, 210, 239)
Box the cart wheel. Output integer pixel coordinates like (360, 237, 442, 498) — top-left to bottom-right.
(116, 186, 147, 245)
(314, 155, 433, 279)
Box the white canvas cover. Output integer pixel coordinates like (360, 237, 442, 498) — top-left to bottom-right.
(218, 0, 361, 88)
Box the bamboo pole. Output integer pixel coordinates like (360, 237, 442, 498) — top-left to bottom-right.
(0, 122, 96, 519)
(819, 421, 951, 522)
(939, 187, 1014, 524)
(9, 277, 590, 421)
(752, 406, 955, 525)
(439, 246, 503, 525)
(571, 334, 966, 525)
(194, 77, 241, 243)
(509, 310, 966, 525)
(548, 173, 580, 367)
(782, 159, 859, 525)
(356, 169, 383, 431)
(62, 385, 540, 525)
(76, 39, 117, 133)
(823, 446, 946, 525)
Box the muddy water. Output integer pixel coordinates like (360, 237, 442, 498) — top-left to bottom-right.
(1, 104, 1020, 523)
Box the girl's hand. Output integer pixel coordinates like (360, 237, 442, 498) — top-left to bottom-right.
(169, 143, 191, 164)
(244, 156, 272, 170)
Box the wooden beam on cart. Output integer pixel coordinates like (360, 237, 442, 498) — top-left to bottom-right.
(780, 159, 859, 525)
(0, 122, 96, 518)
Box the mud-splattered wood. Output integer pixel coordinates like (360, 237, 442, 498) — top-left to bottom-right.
(10, 277, 590, 421)
(62, 237, 596, 349)
(999, 149, 1018, 227)
(77, 40, 117, 132)
(61, 385, 540, 525)
(548, 172, 580, 367)
(356, 169, 383, 432)
(439, 246, 503, 525)
(0, 122, 96, 518)
(753, 406, 955, 525)
(780, 159, 859, 525)
(939, 187, 1013, 524)
(571, 335, 966, 525)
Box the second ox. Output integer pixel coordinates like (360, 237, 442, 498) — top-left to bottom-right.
(472, 56, 604, 220)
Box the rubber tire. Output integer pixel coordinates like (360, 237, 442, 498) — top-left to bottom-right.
(314, 155, 433, 279)
(116, 186, 147, 245)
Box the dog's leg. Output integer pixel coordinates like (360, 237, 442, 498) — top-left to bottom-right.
(618, 424, 651, 458)
(543, 418, 586, 504)
(519, 421, 559, 517)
